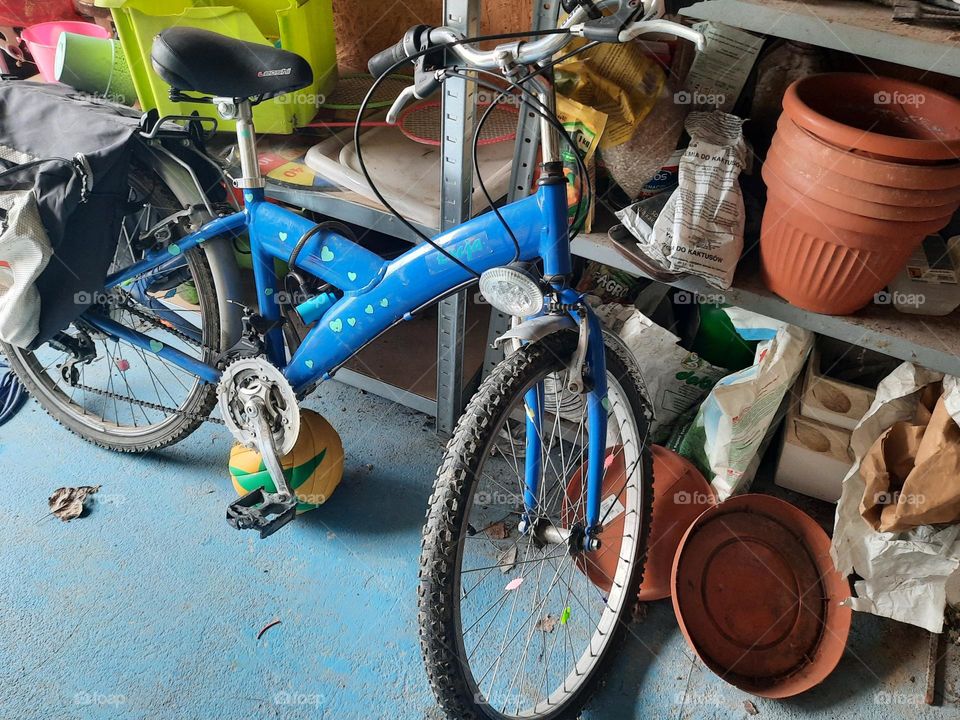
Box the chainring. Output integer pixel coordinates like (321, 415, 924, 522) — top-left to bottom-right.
(216, 357, 301, 455)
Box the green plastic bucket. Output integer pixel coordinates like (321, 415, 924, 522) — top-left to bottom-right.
(55, 32, 138, 105)
(95, 0, 338, 134)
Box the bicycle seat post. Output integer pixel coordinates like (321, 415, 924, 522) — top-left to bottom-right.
(214, 98, 265, 191)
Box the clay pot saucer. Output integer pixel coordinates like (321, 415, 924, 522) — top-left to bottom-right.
(564, 445, 717, 602)
(563, 446, 629, 594)
(783, 73, 960, 162)
(638, 446, 716, 601)
(671, 494, 852, 698)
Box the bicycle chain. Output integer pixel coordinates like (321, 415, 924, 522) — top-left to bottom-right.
(68, 295, 226, 425)
(69, 379, 225, 425)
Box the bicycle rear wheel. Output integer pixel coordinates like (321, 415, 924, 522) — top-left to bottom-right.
(419, 329, 653, 720)
(0, 167, 221, 452)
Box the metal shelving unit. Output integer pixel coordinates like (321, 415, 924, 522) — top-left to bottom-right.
(573, 230, 960, 378)
(681, 0, 960, 76)
(482, 0, 563, 378)
(265, 0, 555, 432)
(434, 0, 479, 435)
(662, 0, 960, 377)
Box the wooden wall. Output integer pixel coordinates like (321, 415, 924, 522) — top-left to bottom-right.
(331, 0, 535, 71)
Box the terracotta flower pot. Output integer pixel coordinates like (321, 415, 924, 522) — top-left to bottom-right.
(759, 185, 941, 314)
(767, 140, 960, 208)
(772, 116, 960, 190)
(783, 73, 960, 162)
(763, 150, 960, 221)
(761, 82, 960, 315)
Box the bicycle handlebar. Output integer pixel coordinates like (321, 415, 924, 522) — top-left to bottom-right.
(370, 1, 704, 130)
(368, 0, 703, 80)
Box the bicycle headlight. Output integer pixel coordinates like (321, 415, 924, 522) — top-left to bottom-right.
(479, 266, 545, 318)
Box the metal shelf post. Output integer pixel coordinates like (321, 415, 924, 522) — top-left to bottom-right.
(435, 0, 481, 436)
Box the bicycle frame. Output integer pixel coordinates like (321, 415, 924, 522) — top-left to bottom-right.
(84, 105, 611, 533)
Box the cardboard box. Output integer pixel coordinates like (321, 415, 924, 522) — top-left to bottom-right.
(799, 350, 876, 431)
(775, 405, 854, 503)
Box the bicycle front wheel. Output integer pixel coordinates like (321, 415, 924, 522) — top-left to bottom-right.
(419, 329, 653, 720)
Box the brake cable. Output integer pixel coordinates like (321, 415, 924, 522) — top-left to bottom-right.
(353, 27, 580, 279)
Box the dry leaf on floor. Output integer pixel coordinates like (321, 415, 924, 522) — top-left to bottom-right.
(48, 485, 101, 522)
(484, 521, 510, 540)
(497, 545, 518, 573)
(744, 700, 759, 715)
(536, 614, 557, 633)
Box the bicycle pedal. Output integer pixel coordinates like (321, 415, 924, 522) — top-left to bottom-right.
(226, 488, 297, 538)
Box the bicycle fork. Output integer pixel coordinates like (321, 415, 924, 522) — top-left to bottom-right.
(519, 301, 608, 554)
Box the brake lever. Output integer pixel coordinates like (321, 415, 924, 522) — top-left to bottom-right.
(384, 63, 442, 124)
(617, 19, 706, 50)
(386, 85, 417, 124)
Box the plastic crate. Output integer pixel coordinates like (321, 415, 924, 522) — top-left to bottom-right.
(95, 0, 337, 134)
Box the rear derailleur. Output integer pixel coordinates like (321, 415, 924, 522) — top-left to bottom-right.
(52, 328, 97, 386)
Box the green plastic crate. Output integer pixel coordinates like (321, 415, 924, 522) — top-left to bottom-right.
(95, 0, 337, 134)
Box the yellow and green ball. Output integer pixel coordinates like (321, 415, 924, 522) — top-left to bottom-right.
(228, 409, 344, 512)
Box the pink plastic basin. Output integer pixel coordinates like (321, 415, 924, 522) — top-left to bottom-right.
(21, 21, 110, 82)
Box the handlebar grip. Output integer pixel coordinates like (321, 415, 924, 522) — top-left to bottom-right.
(367, 24, 432, 78)
(368, 41, 409, 78)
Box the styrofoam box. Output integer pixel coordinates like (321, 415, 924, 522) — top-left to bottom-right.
(799, 349, 876, 431)
(775, 404, 854, 503)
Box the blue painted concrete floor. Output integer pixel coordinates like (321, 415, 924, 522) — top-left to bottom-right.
(1, 380, 957, 719)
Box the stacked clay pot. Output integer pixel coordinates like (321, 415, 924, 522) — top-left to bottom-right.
(760, 73, 960, 314)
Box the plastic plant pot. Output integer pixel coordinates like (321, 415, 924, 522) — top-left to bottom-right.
(782, 73, 960, 162)
(758, 184, 949, 314)
(55, 31, 137, 105)
(564, 445, 717, 602)
(766, 141, 960, 209)
(771, 116, 960, 190)
(763, 149, 960, 222)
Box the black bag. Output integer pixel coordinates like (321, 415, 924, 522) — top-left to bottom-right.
(0, 82, 142, 347)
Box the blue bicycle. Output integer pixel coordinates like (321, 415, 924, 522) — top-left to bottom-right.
(1, 2, 703, 717)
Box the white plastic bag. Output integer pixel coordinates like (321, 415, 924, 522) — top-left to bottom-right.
(0, 190, 52, 347)
(593, 303, 727, 441)
(682, 309, 813, 499)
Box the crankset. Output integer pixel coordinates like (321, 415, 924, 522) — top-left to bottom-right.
(217, 356, 302, 538)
